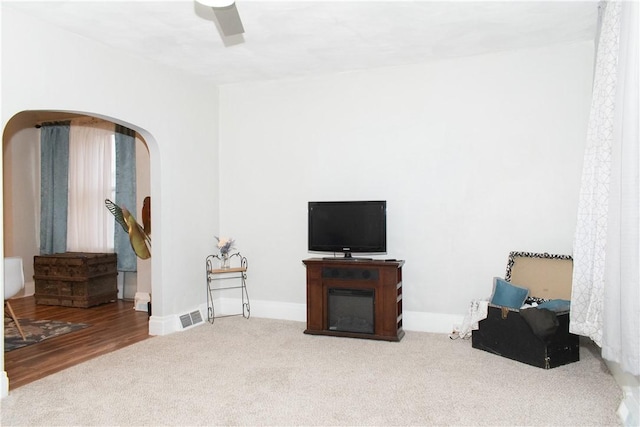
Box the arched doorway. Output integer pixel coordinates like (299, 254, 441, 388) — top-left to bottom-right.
(2, 110, 153, 388)
(4, 110, 152, 298)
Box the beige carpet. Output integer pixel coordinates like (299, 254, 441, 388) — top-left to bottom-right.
(1, 316, 622, 426)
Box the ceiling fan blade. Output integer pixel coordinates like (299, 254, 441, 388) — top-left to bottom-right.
(213, 3, 244, 37)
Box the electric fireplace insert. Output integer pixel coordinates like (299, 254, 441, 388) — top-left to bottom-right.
(328, 288, 375, 334)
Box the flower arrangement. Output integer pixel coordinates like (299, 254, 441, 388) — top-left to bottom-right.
(215, 236, 235, 256)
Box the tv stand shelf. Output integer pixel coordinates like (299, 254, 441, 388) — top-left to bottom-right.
(302, 258, 405, 342)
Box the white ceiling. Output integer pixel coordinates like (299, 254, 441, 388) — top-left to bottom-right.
(4, 1, 599, 86)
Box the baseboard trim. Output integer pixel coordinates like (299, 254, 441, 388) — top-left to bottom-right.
(606, 359, 640, 427)
(403, 310, 465, 334)
(1, 371, 8, 399)
(617, 387, 639, 427)
(217, 297, 306, 322)
(148, 298, 465, 336)
(217, 298, 464, 334)
(148, 315, 174, 336)
(148, 304, 209, 335)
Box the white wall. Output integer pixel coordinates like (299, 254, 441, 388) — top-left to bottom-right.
(2, 124, 39, 293)
(0, 1, 596, 389)
(0, 6, 594, 330)
(134, 135, 152, 297)
(1, 7, 220, 338)
(218, 41, 594, 327)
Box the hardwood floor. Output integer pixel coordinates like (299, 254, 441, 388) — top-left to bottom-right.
(4, 296, 151, 390)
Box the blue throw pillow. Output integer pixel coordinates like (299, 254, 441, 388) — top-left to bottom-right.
(537, 299, 571, 312)
(490, 277, 529, 310)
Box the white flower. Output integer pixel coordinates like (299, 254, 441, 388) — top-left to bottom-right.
(215, 236, 235, 254)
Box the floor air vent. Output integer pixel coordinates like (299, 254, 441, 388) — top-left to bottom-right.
(179, 310, 203, 328)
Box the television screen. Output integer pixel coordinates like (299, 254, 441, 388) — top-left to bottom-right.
(308, 201, 386, 258)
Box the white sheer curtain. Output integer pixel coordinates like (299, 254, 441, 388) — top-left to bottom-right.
(601, 0, 639, 376)
(66, 120, 115, 252)
(571, 1, 639, 376)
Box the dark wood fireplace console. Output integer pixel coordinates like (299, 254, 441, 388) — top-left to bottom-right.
(303, 258, 405, 342)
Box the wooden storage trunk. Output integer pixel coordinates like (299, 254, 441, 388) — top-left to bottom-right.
(34, 252, 118, 308)
(471, 252, 580, 369)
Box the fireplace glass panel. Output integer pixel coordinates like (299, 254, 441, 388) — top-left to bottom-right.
(328, 288, 374, 334)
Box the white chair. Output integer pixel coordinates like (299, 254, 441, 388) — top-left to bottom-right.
(4, 256, 26, 341)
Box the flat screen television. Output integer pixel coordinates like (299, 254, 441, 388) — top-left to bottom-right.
(308, 200, 386, 259)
